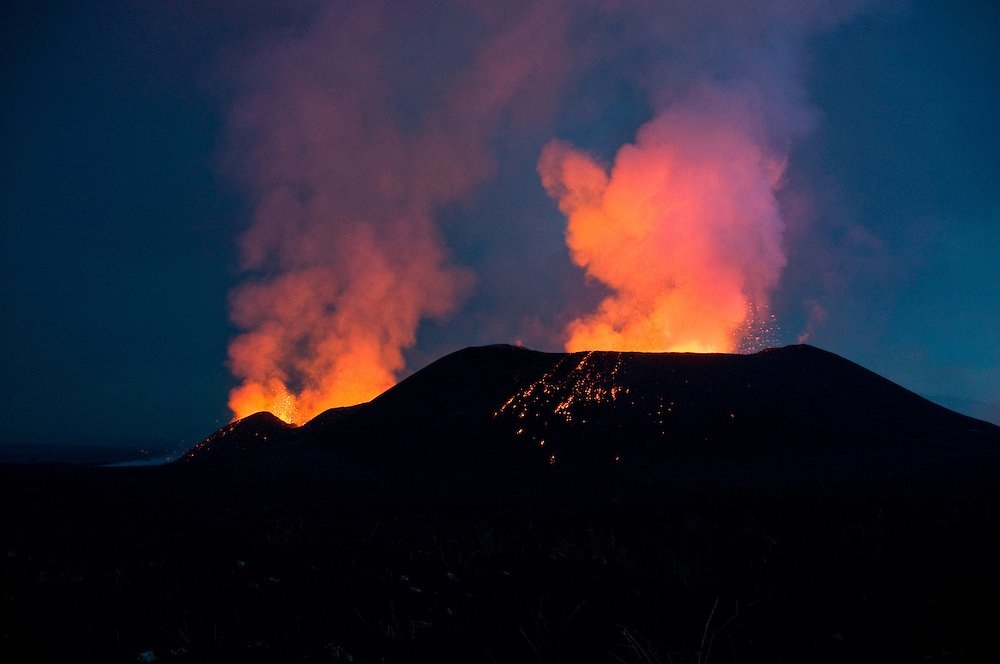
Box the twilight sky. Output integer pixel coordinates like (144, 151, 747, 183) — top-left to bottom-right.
(2, 0, 998, 453)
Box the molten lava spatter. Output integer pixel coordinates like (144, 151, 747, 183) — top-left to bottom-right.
(181, 411, 297, 463)
(494, 350, 686, 462)
(227, 380, 301, 425)
(490, 346, 780, 465)
(496, 352, 629, 425)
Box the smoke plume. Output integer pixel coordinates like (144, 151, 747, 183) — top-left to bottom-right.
(224, 2, 572, 422)
(539, 83, 788, 353)
(222, 1, 861, 422)
(537, 1, 857, 353)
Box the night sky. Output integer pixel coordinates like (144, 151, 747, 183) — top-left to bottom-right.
(2, 1, 998, 455)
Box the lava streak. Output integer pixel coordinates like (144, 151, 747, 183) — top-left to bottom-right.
(539, 84, 788, 354)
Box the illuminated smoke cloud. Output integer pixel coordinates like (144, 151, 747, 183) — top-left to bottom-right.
(538, 2, 859, 354)
(539, 84, 788, 353)
(224, 2, 572, 423)
(222, 0, 862, 422)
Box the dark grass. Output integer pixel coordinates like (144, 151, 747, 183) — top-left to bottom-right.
(3, 450, 999, 663)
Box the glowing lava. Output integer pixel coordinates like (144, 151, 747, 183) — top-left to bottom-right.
(496, 351, 627, 424)
(493, 349, 685, 463)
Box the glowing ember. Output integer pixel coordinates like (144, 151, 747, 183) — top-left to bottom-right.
(495, 352, 629, 425)
(493, 348, 764, 463)
(494, 351, 643, 455)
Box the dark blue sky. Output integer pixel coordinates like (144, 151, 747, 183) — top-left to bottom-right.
(2, 1, 998, 454)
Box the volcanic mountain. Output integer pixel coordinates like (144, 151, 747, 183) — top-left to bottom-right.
(7, 345, 1000, 662)
(182, 344, 999, 477)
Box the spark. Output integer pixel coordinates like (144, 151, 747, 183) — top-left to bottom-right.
(495, 351, 628, 426)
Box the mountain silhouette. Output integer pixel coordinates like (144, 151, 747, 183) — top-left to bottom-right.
(7, 345, 1000, 662)
(181, 344, 998, 476)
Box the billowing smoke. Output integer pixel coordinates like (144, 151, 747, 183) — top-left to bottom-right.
(538, 0, 857, 354)
(539, 83, 788, 353)
(222, 1, 861, 422)
(224, 2, 572, 423)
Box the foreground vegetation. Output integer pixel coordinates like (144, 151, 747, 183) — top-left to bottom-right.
(3, 455, 999, 663)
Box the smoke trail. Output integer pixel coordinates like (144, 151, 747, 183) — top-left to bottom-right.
(224, 2, 572, 422)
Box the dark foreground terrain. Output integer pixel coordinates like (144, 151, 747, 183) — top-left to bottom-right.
(3, 345, 999, 662)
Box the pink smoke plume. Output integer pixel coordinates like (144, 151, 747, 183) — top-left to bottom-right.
(539, 84, 789, 353)
(224, 2, 572, 423)
(536, 0, 863, 354)
(221, 0, 864, 422)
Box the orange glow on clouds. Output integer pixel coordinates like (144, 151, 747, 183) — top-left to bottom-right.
(224, 2, 572, 424)
(227, 244, 466, 424)
(539, 85, 788, 354)
(222, 3, 839, 424)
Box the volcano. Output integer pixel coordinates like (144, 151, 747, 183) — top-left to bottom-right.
(7, 344, 1000, 662)
(182, 344, 999, 478)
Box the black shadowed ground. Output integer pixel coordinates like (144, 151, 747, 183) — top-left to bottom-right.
(3, 345, 999, 662)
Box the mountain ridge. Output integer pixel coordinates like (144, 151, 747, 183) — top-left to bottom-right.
(181, 344, 999, 471)
(8, 352, 1000, 662)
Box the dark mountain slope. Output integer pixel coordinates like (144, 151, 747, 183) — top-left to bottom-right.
(6, 345, 1000, 662)
(181, 344, 998, 475)
(181, 411, 295, 462)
